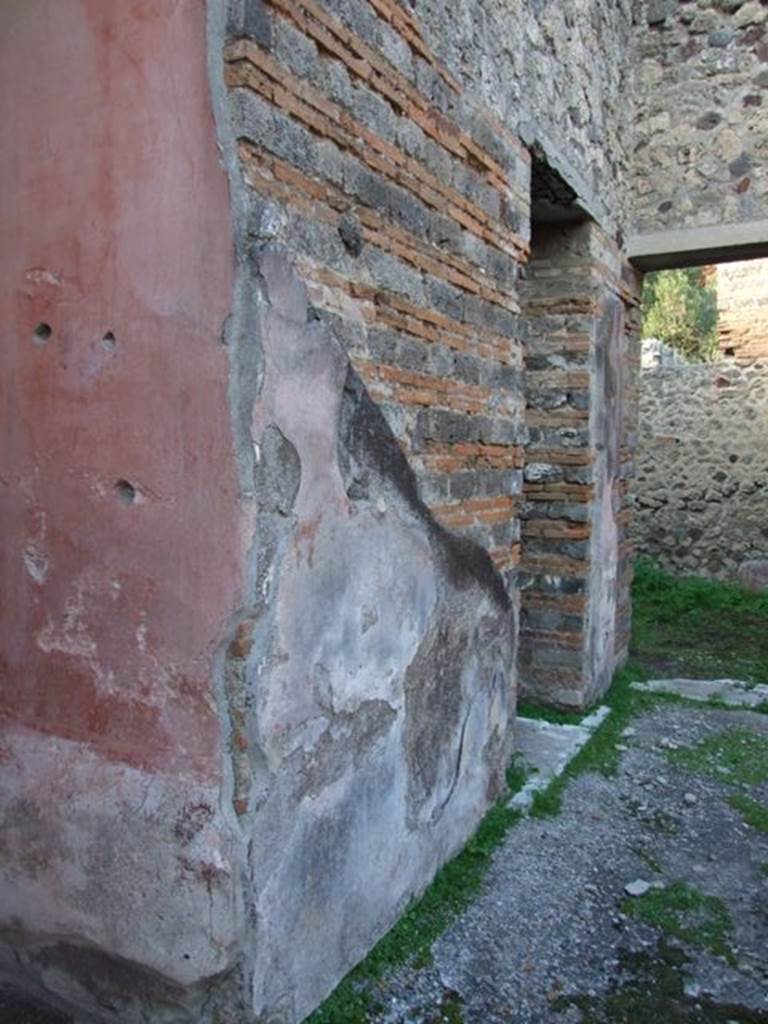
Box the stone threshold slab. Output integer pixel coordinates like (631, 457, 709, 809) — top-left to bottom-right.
(509, 705, 610, 811)
(631, 677, 768, 707)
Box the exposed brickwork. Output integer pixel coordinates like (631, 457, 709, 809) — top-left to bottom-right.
(519, 221, 640, 708)
(716, 258, 768, 361)
(225, 0, 530, 577)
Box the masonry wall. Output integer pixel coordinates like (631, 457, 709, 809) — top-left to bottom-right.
(415, 0, 640, 235)
(717, 257, 768, 359)
(519, 223, 639, 709)
(631, 360, 768, 579)
(633, 0, 768, 235)
(220, 0, 641, 1004)
(0, 0, 640, 1021)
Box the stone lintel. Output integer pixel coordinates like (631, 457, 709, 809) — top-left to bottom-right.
(628, 219, 768, 272)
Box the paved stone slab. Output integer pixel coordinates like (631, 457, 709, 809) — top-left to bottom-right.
(632, 677, 768, 707)
(509, 706, 610, 811)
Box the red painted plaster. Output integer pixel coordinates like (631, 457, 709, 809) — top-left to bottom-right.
(0, 0, 240, 779)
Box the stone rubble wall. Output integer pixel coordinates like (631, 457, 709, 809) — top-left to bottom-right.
(632, 0, 768, 234)
(716, 257, 768, 359)
(415, 0, 641, 236)
(631, 359, 768, 579)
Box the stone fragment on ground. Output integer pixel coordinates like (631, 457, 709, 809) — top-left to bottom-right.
(364, 704, 768, 1023)
(739, 559, 768, 593)
(509, 706, 610, 811)
(632, 677, 768, 707)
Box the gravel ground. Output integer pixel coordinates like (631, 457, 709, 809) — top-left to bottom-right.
(3, 703, 768, 1024)
(365, 703, 768, 1023)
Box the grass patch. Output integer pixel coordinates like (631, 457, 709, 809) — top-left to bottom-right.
(667, 728, 768, 786)
(434, 989, 464, 1024)
(622, 882, 734, 964)
(631, 560, 768, 683)
(305, 770, 525, 1023)
(728, 794, 768, 834)
(514, 564, 767, 820)
(516, 699, 586, 726)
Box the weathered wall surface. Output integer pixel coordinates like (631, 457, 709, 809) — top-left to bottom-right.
(716, 257, 768, 359)
(219, 0, 527, 1014)
(631, 360, 768, 579)
(217, 250, 514, 1023)
(0, 1, 247, 1017)
(519, 223, 639, 709)
(633, 0, 768, 236)
(218, 0, 640, 1006)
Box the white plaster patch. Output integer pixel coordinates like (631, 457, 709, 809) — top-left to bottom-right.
(23, 544, 49, 585)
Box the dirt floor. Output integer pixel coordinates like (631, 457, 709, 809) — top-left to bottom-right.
(361, 701, 768, 1023)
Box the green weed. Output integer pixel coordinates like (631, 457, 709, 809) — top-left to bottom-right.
(667, 728, 768, 786)
(630, 846, 663, 874)
(621, 882, 734, 963)
(728, 794, 768, 834)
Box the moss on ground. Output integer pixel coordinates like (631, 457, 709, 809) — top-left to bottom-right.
(667, 728, 768, 786)
(554, 941, 768, 1023)
(629, 845, 663, 874)
(621, 882, 734, 963)
(427, 989, 464, 1024)
(529, 661, 660, 818)
(728, 794, 768, 834)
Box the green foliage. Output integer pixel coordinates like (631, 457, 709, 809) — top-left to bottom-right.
(631, 560, 768, 683)
(555, 940, 768, 1022)
(667, 727, 768, 786)
(641, 267, 718, 361)
(728, 794, 768, 834)
(630, 846, 663, 874)
(622, 883, 734, 963)
(515, 699, 586, 726)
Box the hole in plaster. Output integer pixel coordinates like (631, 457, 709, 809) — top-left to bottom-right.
(33, 322, 52, 343)
(114, 480, 138, 506)
(101, 330, 117, 351)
